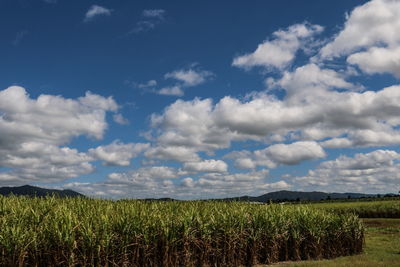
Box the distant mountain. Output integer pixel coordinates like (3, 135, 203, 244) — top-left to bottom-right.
(143, 197, 176, 202)
(0, 186, 379, 201)
(0, 185, 85, 198)
(221, 190, 377, 203)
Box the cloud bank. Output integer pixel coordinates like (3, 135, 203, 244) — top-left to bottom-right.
(3, 0, 400, 198)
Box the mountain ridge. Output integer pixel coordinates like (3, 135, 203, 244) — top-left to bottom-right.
(0, 185, 85, 198)
(0, 186, 381, 201)
(219, 190, 377, 202)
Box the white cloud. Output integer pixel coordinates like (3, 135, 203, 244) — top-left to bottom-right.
(320, 138, 353, 148)
(165, 68, 214, 87)
(233, 23, 323, 70)
(347, 47, 400, 78)
(108, 166, 180, 182)
(318, 0, 400, 79)
(320, 0, 400, 59)
(113, 113, 129, 125)
(142, 9, 165, 19)
(84, 5, 112, 22)
(157, 56, 400, 152)
(152, 67, 214, 97)
(257, 141, 326, 166)
(68, 166, 182, 198)
(234, 157, 257, 170)
(183, 159, 228, 173)
(0, 142, 93, 184)
(149, 98, 235, 152)
(202, 168, 269, 182)
(11, 2, 400, 198)
(137, 80, 157, 88)
(259, 181, 292, 191)
(89, 141, 149, 166)
(0, 86, 118, 185)
(275, 63, 359, 100)
(228, 141, 325, 170)
(176, 169, 290, 198)
(0, 86, 118, 146)
(141, 66, 213, 97)
(144, 146, 200, 162)
(293, 149, 400, 193)
(65, 167, 289, 199)
(157, 86, 184, 96)
(181, 177, 195, 188)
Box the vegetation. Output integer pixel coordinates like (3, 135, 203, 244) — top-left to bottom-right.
(311, 200, 400, 218)
(277, 218, 400, 267)
(0, 196, 364, 266)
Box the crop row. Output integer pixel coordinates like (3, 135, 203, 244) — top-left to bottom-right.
(311, 200, 400, 218)
(0, 196, 364, 266)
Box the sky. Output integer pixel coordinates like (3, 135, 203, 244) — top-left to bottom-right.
(1, 0, 400, 199)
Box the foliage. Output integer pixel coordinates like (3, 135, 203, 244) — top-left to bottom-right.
(0, 196, 364, 266)
(282, 218, 400, 267)
(310, 200, 400, 218)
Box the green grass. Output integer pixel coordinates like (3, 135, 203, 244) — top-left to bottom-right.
(0, 196, 364, 266)
(267, 218, 400, 267)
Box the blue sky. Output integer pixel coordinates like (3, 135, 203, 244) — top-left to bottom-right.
(1, 0, 400, 199)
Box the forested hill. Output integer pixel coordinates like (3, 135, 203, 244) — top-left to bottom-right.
(222, 190, 377, 202)
(0, 186, 380, 201)
(0, 185, 84, 198)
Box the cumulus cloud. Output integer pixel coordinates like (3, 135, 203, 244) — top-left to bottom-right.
(256, 141, 326, 166)
(149, 98, 235, 153)
(320, 138, 354, 148)
(63, 167, 290, 199)
(165, 68, 214, 87)
(0, 142, 93, 185)
(153, 67, 214, 96)
(227, 141, 326, 169)
(320, 0, 400, 59)
(0, 86, 118, 146)
(293, 150, 400, 193)
(140, 66, 213, 97)
(317, 0, 400, 80)
(89, 141, 149, 166)
(84, 5, 112, 22)
(149, 59, 400, 158)
(108, 166, 180, 182)
(183, 160, 228, 173)
(274, 63, 360, 100)
(11, 0, 400, 198)
(144, 146, 200, 162)
(0, 86, 118, 184)
(347, 47, 400, 78)
(66, 166, 184, 198)
(234, 157, 257, 170)
(233, 23, 323, 70)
